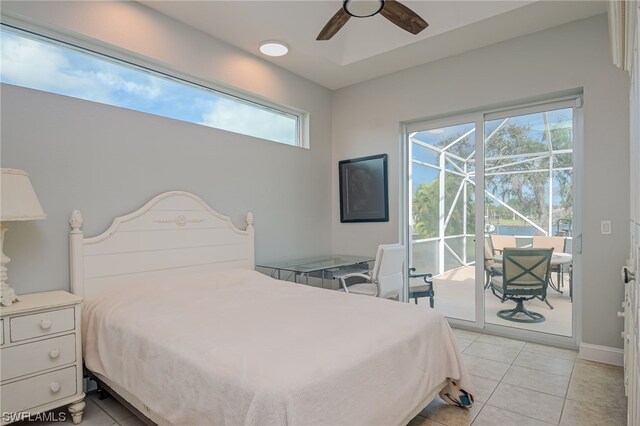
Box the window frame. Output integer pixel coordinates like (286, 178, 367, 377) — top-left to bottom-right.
(0, 19, 309, 148)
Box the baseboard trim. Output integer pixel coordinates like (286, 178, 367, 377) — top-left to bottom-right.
(579, 343, 624, 366)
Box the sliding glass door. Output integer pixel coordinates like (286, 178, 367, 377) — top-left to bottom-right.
(407, 119, 476, 322)
(405, 98, 579, 342)
(483, 103, 575, 336)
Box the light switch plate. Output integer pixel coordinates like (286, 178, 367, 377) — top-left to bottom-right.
(601, 220, 612, 235)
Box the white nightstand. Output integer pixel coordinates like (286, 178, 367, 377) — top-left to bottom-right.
(0, 291, 85, 424)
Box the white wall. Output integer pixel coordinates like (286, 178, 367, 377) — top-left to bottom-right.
(331, 14, 630, 349)
(0, 1, 333, 294)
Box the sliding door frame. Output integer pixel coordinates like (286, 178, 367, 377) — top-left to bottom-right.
(402, 94, 583, 349)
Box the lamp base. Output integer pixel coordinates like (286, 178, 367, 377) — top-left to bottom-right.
(0, 223, 20, 306)
(0, 285, 19, 306)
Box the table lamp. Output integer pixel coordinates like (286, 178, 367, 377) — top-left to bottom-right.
(1, 168, 47, 306)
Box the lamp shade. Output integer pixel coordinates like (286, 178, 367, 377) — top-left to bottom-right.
(1, 169, 47, 221)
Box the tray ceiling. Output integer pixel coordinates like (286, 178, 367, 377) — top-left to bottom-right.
(139, 1, 607, 89)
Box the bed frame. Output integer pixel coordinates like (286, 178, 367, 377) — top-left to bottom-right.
(69, 191, 254, 300)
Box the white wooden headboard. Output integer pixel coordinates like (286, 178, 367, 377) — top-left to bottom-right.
(69, 191, 254, 299)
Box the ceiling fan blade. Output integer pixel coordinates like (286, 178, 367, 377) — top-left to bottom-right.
(317, 8, 351, 40)
(380, 0, 428, 35)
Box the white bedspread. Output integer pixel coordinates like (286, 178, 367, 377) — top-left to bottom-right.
(82, 269, 473, 425)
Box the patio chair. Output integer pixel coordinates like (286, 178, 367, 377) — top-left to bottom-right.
(408, 268, 434, 307)
(490, 248, 553, 323)
(339, 244, 404, 299)
(532, 235, 567, 289)
(484, 238, 502, 289)
(490, 234, 517, 255)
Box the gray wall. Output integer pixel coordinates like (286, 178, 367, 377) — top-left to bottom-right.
(0, 1, 333, 295)
(331, 15, 630, 349)
(0, 2, 631, 351)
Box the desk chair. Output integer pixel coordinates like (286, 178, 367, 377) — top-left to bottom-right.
(490, 248, 553, 323)
(339, 244, 404, 299)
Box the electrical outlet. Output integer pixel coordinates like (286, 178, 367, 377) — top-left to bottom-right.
(601, 220, 612, 235)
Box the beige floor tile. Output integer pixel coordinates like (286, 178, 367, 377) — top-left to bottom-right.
(566, 361, 627, 410)
(456, 337, 475, 351)
(513, 350, 575, 376)
(572, 359, 624, 382)
(468, 375, 499, 403)
(94, 396, 135, 422)
(118, 416, 147, 426)
(560, 398, 627, 426)
(407, 415, 446, 426)
(472, 405, 554, 426)
(80, 400, 121, 426)
(486, 382, 565, 424)
(522, 342, 578, 360)
(451, 328, 483, 340)
(474, 334, 526, 351)
(502, 364, 571, 397)
(13, 400, 118, 426)
(462, 354, 510, 381)
(420, 398, 484, 426)
(463, 341, 521, 364)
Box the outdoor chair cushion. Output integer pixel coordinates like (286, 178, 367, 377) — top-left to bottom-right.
(491, 275, 544, 291)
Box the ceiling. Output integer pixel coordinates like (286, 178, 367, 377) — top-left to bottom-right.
(140, 1, 607, 90)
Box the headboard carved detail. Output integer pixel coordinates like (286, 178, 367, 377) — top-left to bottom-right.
(153, 216, 206, 227)
(69, 191, 255, 300)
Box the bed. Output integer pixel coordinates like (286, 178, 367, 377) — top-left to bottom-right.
(69, 191, 474, 425)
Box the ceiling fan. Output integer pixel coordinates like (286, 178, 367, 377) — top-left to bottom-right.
(317, 0, 428, 41)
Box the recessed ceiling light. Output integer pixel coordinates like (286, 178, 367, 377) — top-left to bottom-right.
(260, 41, 289, 57)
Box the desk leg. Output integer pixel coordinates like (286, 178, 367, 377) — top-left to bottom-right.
(278, 269, 281, 280)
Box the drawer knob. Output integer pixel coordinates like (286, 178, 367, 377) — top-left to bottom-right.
(48, 348, 60, 359)
(49, 382, 61, 393)
(39, 320, 52, 330)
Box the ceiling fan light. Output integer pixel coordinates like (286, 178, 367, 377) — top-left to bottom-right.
(259, 41, 289, 57)
(343, 0, 384, 18)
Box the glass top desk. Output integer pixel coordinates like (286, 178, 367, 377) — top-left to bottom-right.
(256, 255, 374, 288)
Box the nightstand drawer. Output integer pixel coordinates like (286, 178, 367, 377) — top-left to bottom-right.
(1, 334, 76, 382)
(0, 366, 77, 414)
(10, 308, 74, 342)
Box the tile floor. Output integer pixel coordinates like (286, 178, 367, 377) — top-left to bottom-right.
(412, 329, 627, 426)
(19, 329, 627, 426)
